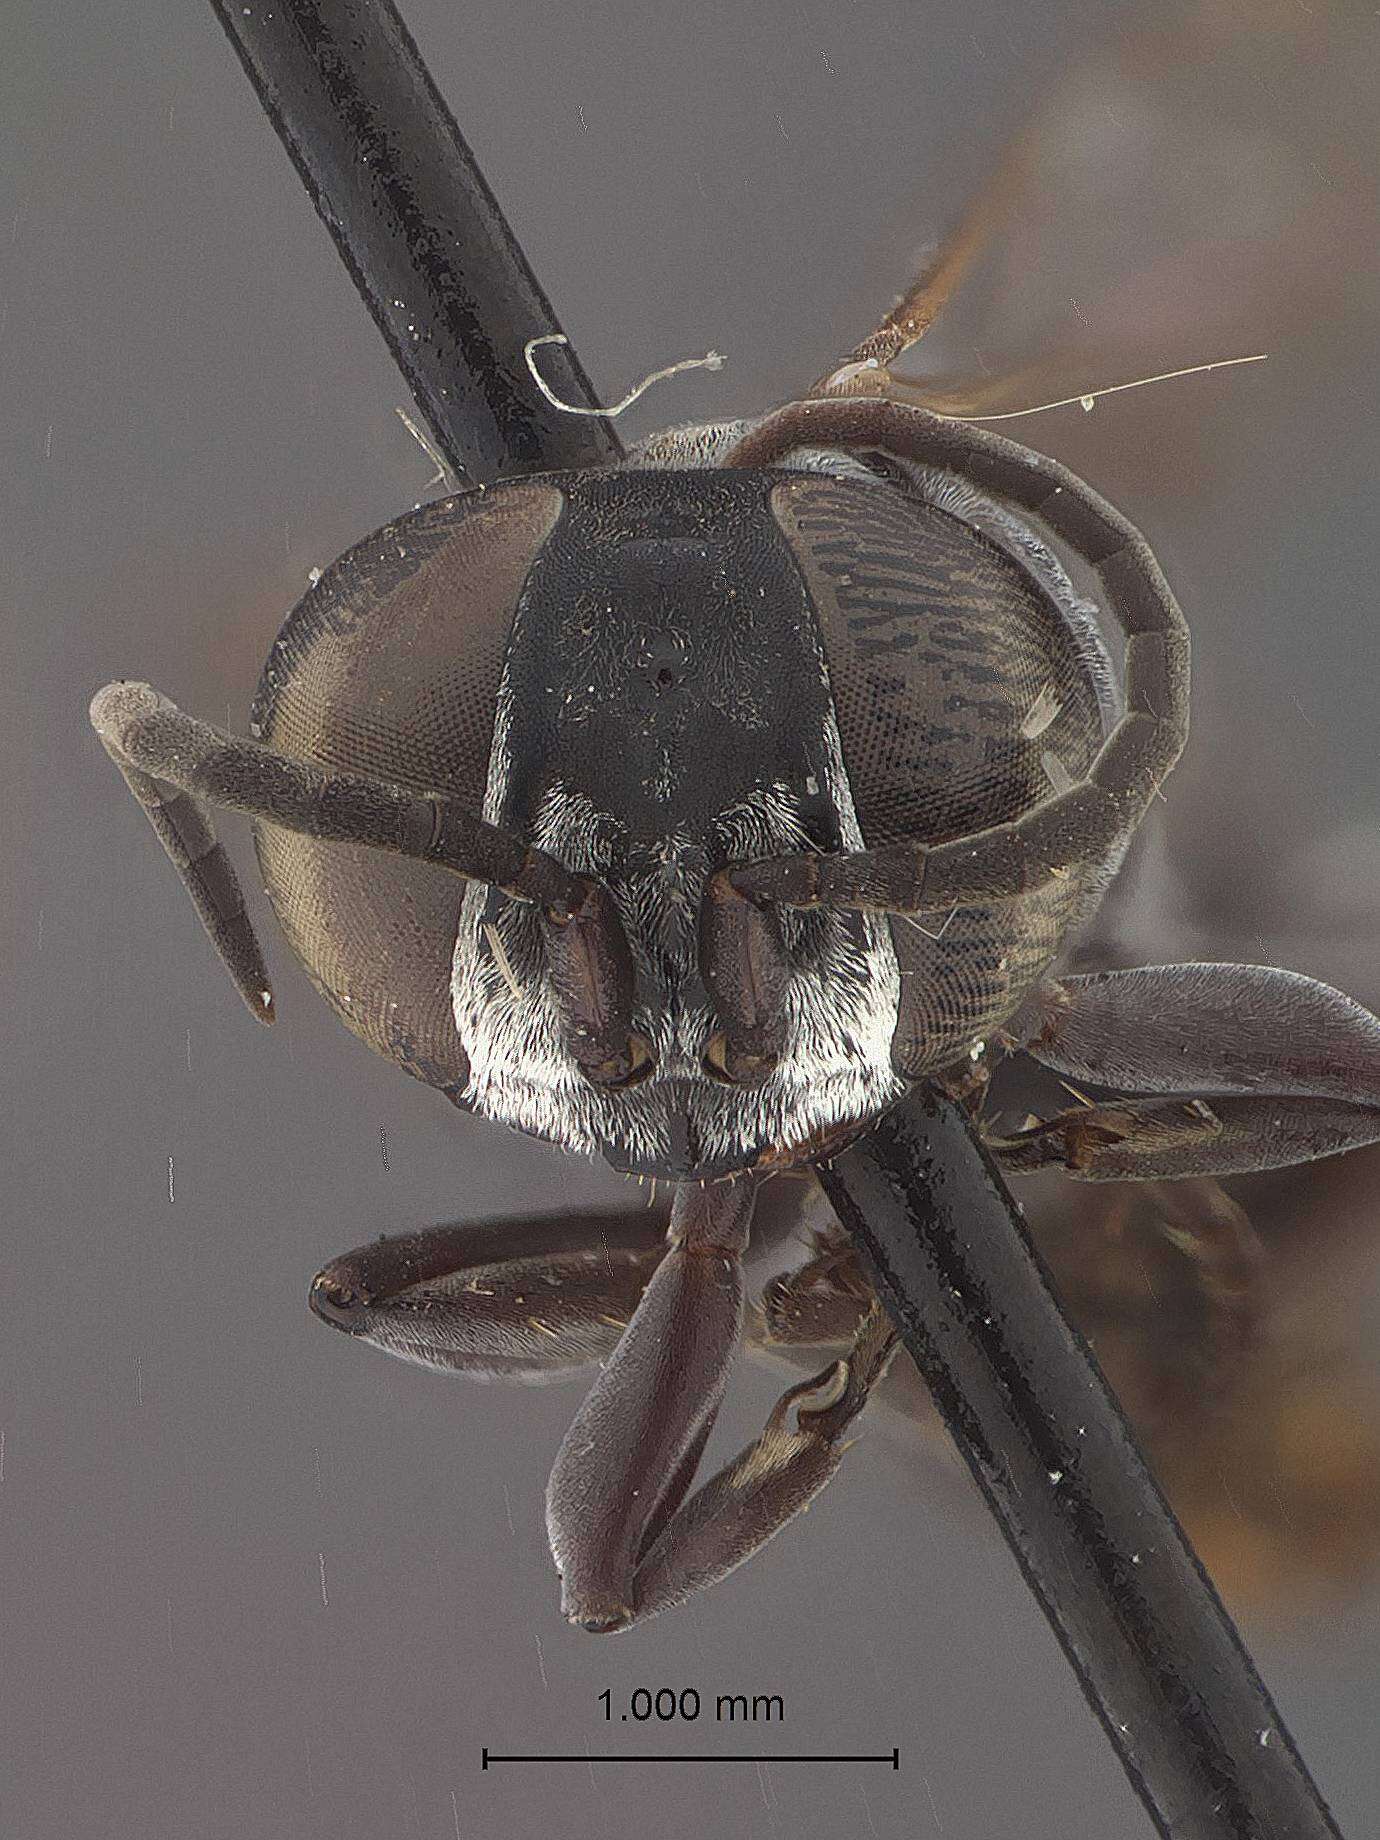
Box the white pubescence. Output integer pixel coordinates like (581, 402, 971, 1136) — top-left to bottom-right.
(450, 767, 905, 1170)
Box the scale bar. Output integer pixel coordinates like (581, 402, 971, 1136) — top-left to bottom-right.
(482, 1748, 898, 1769)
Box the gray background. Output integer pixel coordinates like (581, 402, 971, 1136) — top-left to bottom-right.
(4, 1, 1380, 1835)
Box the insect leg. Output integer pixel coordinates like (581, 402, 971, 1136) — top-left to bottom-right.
(544, 1178, 758, 1633)
(1135, 1178, 1264, 1383)
(1021, 962, 1380, 1103)
(627, 1303, 899, 1627)
(991, 962, 1380, 1178)
(990, 1091, 1380, 1183)
(756, 1224, 873, 1348)
(812, 131, 1032, 387)
(309, 1211, 668, 1381)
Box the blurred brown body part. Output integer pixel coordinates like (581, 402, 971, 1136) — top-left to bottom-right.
(751, 1146, 1380, 1627)
(813, 1, 1380, 1625)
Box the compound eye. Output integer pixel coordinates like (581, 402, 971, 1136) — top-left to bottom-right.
(580, 1031, 657, 1091)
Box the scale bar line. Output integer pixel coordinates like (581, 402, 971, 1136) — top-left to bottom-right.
(481, 1748, 899, 1770)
